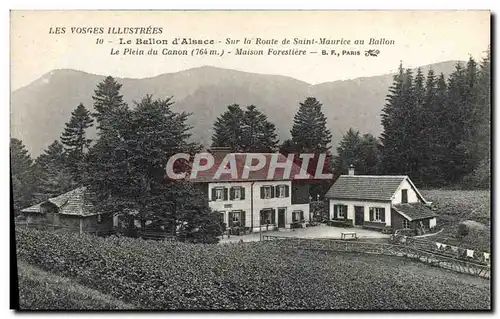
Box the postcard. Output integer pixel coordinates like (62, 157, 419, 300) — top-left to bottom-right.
(10, 10, 491, 311)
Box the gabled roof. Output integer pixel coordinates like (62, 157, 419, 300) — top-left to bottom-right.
(189, 152, 313, 182)
(325, 175, 408, 201)
(393, 203, 437, 221)
(21, 187, 98, 216)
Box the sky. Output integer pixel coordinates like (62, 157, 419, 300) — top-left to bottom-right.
(10, 10, 490, 91)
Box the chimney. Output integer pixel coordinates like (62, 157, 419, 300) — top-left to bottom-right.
(348, 164, 355, 176)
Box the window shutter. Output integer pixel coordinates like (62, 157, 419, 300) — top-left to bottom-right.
(300, 210, 304, 221)
(285, 185, 289, 197)
(228, 212, 233, 227)
(240, 187, 245, 200)
(211, 188, 216, 201)
(369, 208, 374, 221)
(241, 211, 246, 227)
(333, 205, 338, 219)
(274, 186, 279, 197)
(381, 208, 386, 222)
(260, 186, 264, 199)
(229, 187, 235, 200)
(222, 188, 228, 200)
(270, 186, 275, 198)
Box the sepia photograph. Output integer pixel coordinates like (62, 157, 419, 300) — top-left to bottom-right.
(10, 10, 491, 311)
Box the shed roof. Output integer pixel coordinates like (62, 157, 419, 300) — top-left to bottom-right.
(325, 175, 408, 201)
(393, 203, 437, 221)
(20, 187, 97, 216)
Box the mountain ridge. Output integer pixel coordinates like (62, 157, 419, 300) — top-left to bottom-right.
(11, 61, 463, 156)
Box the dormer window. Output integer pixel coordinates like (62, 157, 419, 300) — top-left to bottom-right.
(402, 189, 408, 204)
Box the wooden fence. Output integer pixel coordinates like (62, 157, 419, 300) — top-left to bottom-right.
(263, 236, 491, 279)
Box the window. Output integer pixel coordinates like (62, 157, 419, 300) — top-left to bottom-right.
(402, 219, 410, 229)
(261, 209, 274, 225)
(369, 207, 385, 222)
(263, 186, 272, 199)
(278, 185, 286, 198)
(334, 204, 347, 219)
(401, 189, 408, 204)
(219, 212, 225, 224)
(234, 187, 241, 200)
(97, 214, 102, 224)
(292, 210, 304, 222)
(215, 188, 224, 201)
(232, 211, 240, 223)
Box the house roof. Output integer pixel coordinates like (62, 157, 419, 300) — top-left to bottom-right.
(188, 152, 313, 182)
(325, 175, 408, 201)
(21, 187, 98, 217)
(393, 203, 437, 221)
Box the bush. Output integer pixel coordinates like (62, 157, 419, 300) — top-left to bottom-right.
(457, 224, 469, 238)
(327, 219, 353, 228)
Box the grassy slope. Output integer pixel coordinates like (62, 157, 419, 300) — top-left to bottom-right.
(16, 261, 136, 310)
(420, 190, 491, 251)
(16, 228, 491, 310)
(421, 189, 490, 225)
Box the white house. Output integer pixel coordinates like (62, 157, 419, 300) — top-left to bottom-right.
(325, 166, 437, 232)
(190, 150, 311, 233)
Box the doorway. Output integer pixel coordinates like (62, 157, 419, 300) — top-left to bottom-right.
(278, 208, 286, 228)
(354, 206, 364, 226)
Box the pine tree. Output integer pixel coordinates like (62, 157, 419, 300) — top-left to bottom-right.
(444, 63, 470, 184)
(463, 48, 491, 188)
(380, 65, 417, 176)
(279, 139, 300, 156)
(34, 141, 76, 200)
(211, 104, 279, 153)
(11, 138, 34, 212)
(211, 104, 245, 152)
(87, 94, 220, 242)
(92, 76, 128, 135)
(419, 69, 442, 186)
(409, 68, 426, 184)
(334, 129, 381, 175)
(241, 105, 279, 152)
(60, 103, 94, 183)
(291, 97, 332, 153)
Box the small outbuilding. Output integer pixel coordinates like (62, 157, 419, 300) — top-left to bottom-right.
(20, 187, 116, 235)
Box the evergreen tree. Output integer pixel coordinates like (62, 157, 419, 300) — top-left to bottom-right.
(34, 140, 76, 200)
(279, 139, 300, 156)
(464, 48, 491, 188)
(11, 138, 34, 212)
(444, 62, 471, 184)
(334, 129, 381, 175)
(418, 69, 445, 186)
(92, 76, 129, 136)
(380, 65, 417, 176)
(87, 93, 220, 243)
(291, 97, 332, 153)
(290, 97, 333, 199)
(60, 103, 94, 183)
(241, 105, 279, 152)
(211, 104, 245, 152)
(211, 104, 279, 152)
